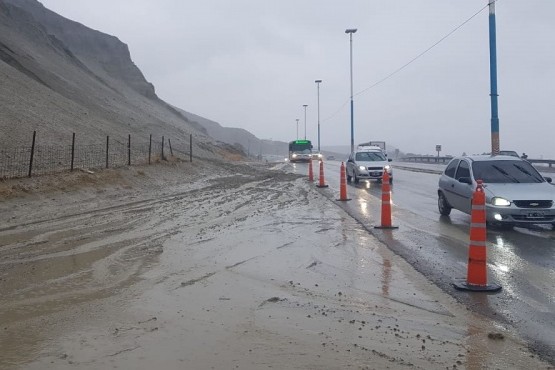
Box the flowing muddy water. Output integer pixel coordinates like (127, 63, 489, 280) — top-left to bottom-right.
(0, 160, 552, 369)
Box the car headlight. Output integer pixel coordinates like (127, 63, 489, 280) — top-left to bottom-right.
(358, 165, 366, 171)
(384, 165, 391, 173)
(292, 154, 297, 158)
(491, 197, 511, 206)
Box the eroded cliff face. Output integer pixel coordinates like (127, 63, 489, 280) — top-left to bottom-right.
(0, 0, 224, 159)
(3, 0, 157, 99)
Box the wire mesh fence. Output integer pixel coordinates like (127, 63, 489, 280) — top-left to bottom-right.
(0, 132, 192, 180)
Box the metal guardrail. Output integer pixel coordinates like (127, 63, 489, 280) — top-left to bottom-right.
(401, 156, 452, 164)
(401, 156, 555, 168)
(399, 156, 555, 175)
(391, 164, 443, 175)
(526, 159, 555, 168)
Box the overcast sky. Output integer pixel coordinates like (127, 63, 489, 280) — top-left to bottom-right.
(40, 0, 555, 158)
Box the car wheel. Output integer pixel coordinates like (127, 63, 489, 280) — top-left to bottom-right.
(438, 192, 452, 216)
(389, 177, 393, 184)
(346, 170, 352, 183)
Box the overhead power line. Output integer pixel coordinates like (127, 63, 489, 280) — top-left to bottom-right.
(322, 2, 495, 123)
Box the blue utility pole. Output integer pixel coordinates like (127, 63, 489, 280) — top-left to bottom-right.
(489, 1, 500, 155)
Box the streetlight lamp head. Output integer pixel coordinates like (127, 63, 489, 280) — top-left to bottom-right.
(315, 79, 322, 83)
(303, 104, 308, 107)
(345, 28, 357, 34)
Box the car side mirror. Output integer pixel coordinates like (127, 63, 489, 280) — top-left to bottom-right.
(458, 177, 472, 185)
(388, 158, 392, 162)
(544, 177, 552, 183)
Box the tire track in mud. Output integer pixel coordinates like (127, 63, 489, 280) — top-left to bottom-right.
(0, 184, 216, 234)
(168, 176, 334, 295)
(0, 167, 310, 369)
(0, 185, 216, 322)
(154, 174, 318, 301)
(0, 170, 306, 315)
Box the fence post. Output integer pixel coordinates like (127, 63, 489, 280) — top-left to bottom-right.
(161, 136, 165, 160)
(71, 132, 75, 172)
(149, 134, 152, 165)
(28, 130, 36, 178)
(128, 134, 131, 166)
(168, 138, 173, 156)
(106, 135, 109, 168)
(190, 134, 193, 162)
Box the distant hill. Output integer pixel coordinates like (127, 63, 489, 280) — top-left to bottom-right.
(177, 108, 290, 158)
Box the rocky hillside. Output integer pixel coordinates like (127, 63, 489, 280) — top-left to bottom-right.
(177, 108, 289, 158)
(0, 0, 236, 159)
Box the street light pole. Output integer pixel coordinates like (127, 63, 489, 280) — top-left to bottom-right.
(296, 118, 299, 140)
(315, 80, 322, 152)
(345, 28, 357, 154)
(303, 104, 308, 140)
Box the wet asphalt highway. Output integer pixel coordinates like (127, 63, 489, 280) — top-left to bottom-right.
(288, 160, 555, 364)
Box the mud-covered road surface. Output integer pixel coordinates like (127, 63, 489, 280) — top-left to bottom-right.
(0, 159, 552, 369)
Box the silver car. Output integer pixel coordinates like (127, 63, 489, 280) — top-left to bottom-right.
(437, 155, 555, 229)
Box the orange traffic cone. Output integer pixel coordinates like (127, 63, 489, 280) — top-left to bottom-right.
(337, 162, 351, 201)
(316, 159, 328, 188)
(374, 171, 398, 229)
(308, 159, 314, 182)
(453, 180, 501, 292)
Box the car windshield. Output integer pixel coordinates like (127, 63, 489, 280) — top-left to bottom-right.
(472, 160, 544, 183)
(355, 151, 386, 161)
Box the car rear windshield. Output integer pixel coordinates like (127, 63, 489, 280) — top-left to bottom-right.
(355, 151, 386, 161)
(498, 151, 519, 157)
(472, 160, 544, 183)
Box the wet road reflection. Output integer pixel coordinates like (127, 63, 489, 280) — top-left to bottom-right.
(307, 161, 555, 363)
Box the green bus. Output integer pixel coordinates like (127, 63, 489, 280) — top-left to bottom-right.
(288, 140, 313, 163)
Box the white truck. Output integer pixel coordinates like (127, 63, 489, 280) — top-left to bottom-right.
(358, 141, 386, 153)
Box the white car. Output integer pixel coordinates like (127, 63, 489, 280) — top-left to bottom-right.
(346, 147, 392, 184)
(437, 155, 555, 229)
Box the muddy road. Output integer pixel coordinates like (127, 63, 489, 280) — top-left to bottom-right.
(0, 160, 552, 369)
